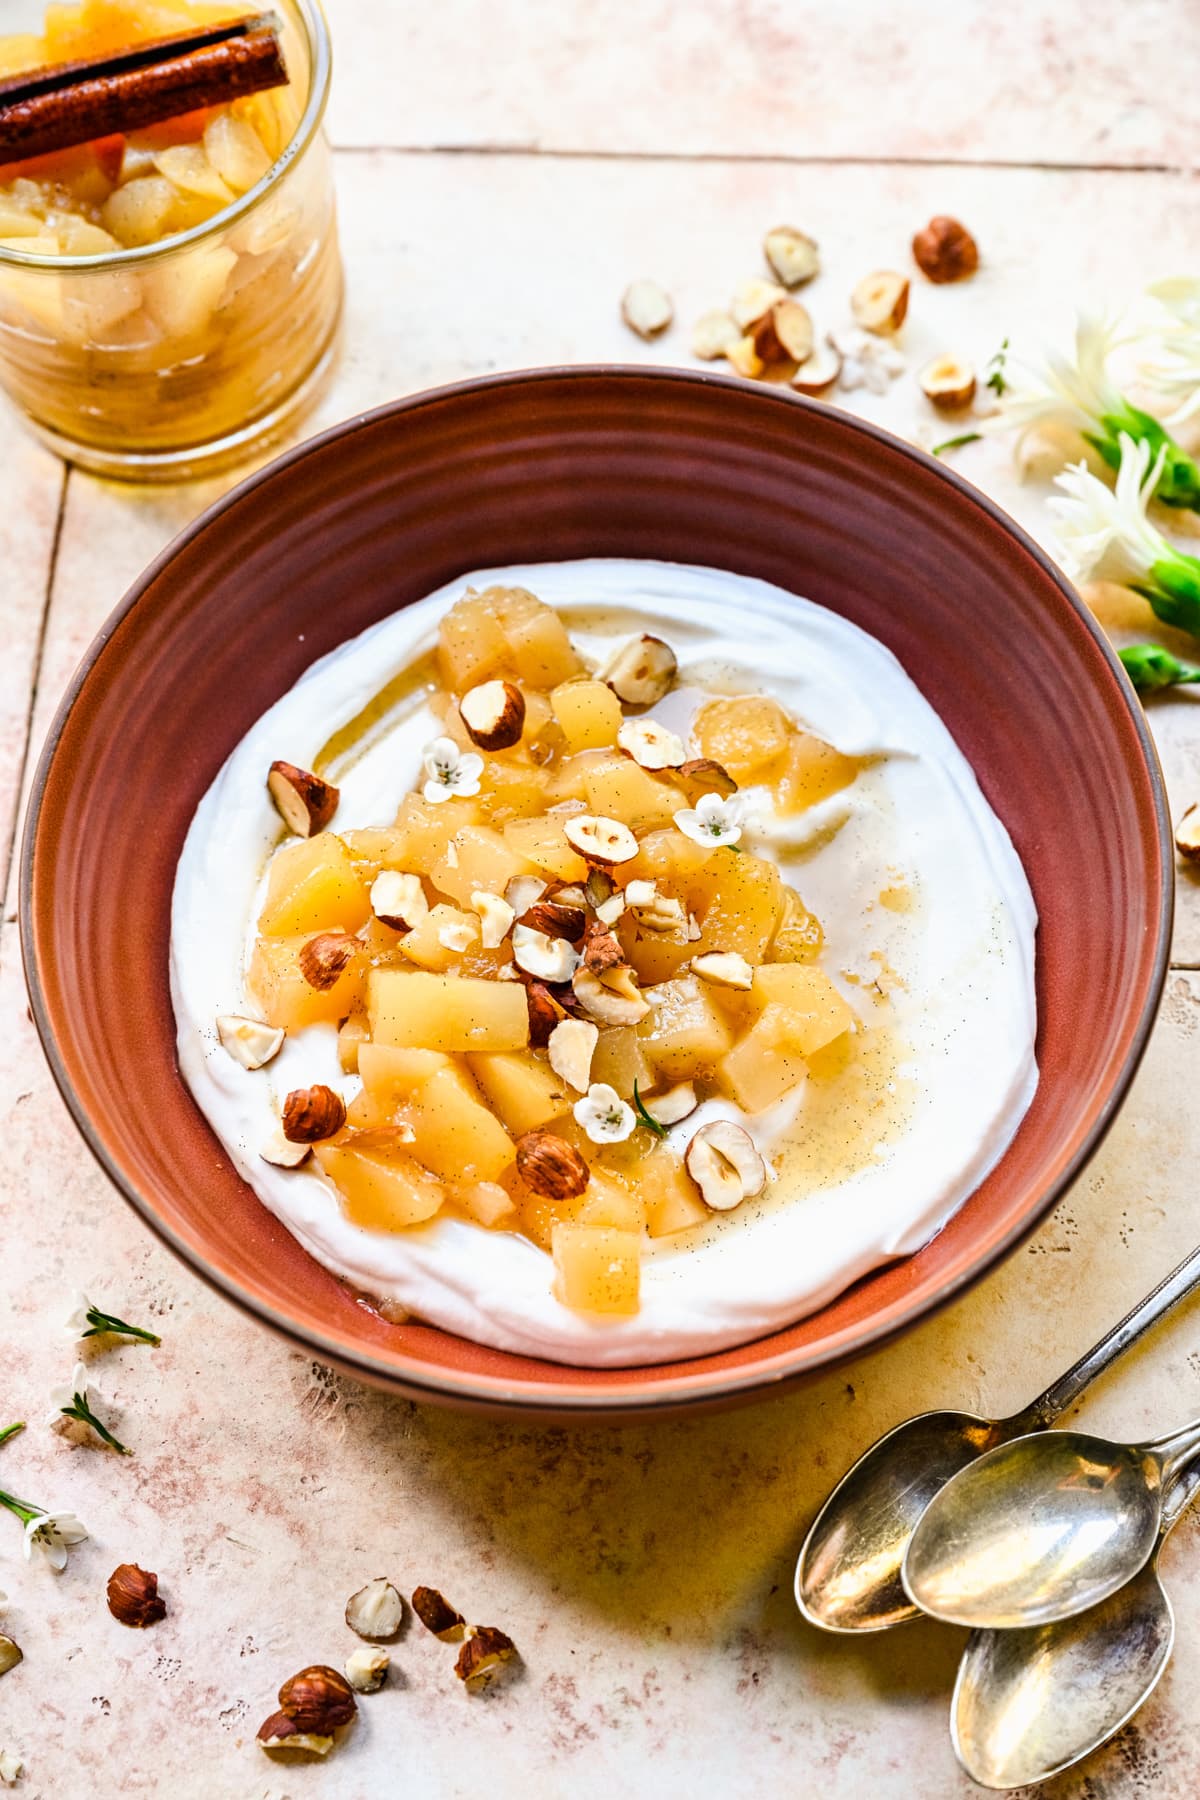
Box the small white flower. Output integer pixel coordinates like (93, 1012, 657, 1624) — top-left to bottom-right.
(63, 1292, 92, 1337)
(0, 1749, 21, 1786)
(63, 1292, 159, 1345)
(573, 1083, 637, 1145)
(1142, 278, 1200, 425)
(1048, 432, 1170, 586)
(23, 1510, 88, 1572)
(830, 328, 905, 395)
(673, 792, 744, 850)
(978, 315, 1126, 453)
(46, 1363, 93, 1435)
(421, 736, 483, 805)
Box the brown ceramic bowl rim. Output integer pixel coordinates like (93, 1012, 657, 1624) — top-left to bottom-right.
(20, 365, 1174, 1412)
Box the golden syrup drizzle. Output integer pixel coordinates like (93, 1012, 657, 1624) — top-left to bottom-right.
(313, 649, 442, 783)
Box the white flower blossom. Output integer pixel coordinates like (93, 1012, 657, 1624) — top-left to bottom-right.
(63, 1292, 160, 1345)
(674, 792, 744, 850)
(22, 1510, 88, 1572)
(46, 1364, 93, 1435)
(830, 328, 905, 395)
(1048, 432, 1170, 586)
(63, 1292, 92, 1337)
(979, 314, 1126, 454)
(0, 1750, 21, 1786)
(421, 736, 483, 805)
(1141, 278, 1200, 425)
(573, 1083, 637, 1145)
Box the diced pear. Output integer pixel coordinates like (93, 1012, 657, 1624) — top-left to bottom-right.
(751, 964, 855, 1055)
(552, 1225, 641, 1315)
(638, 975, 733, 1080)
(642, 1155, 710, 1237)
(153, 143, 235, 203)
(399, 903, 480, 972)
(248, 934, 364, 1031)
(203, 111, 272, 194)
(468, 1051, 571, 1135)
(774, 732, 862, 813)
(692, 694, 792, 783)
(406, 1065, 517, 1183)
(502, 813, 589, 882)
(431, 824, 540, 908)
(489, 587, 582, 688)
(437, 590, 510, 691)
(259, 833, 370, 936)
(142, 242, 236, 338)
(101, 175, 176, 247)
(582, 757, 685, 832)
(369, 970, 529, 1053)
(314, 1139, 444, 1231)
(720, 1004, 809, 1112)
(551, 680, 623, 753)
(692, 850, 783, 963)
(393, 793, 482, 873)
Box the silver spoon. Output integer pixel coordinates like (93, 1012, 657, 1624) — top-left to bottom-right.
(795, 1241, 1200, 1632)
(950, 1460, 1200, 1788)
(901, 1407, 1200, 1629)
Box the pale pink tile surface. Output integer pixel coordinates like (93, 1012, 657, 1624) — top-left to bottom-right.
(3, 17, 1200, 1796)
(320, 0, 1195, 168)
(0, 420, 59, 909)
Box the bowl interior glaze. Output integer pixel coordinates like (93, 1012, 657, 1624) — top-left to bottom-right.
(22, 368, 1171, 1414)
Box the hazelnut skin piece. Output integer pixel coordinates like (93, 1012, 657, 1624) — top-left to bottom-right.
(106, 1563, 167, 1628)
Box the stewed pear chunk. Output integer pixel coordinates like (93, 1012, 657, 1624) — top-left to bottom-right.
(267, 760, 339, 836)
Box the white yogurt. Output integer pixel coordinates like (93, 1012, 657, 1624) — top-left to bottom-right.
(170, 560, 1038, 1367)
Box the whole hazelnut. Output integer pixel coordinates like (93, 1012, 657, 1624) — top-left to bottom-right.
(912, 215, 979, 283)
(515, 1130, 590, 1201)
(282, 1084, 347, 1144)
(278, 1664, 357, 1731)
(106, 1563, 167, 1628)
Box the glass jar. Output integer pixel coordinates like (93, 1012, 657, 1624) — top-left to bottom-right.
(0, 0, 342, 481)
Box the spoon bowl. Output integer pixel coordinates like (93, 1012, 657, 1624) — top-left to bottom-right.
(902, 1425, 1196, 1629)
(951, 1561, 1174, 1788)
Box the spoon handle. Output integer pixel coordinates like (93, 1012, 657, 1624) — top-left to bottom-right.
(1162, 1455, 1200, 1534)
(1019, 1240, 1200, 1430)
(1143, 1413, 1200, 1485)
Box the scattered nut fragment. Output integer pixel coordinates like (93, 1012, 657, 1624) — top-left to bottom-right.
(505, 873, 547, 916)
(584, 868, 615, 910)
(471, 890, 516, 949)
(371, 870, 428, 931)
(548, 1018, 599, 1092)
(0, 1637, 22, 1677)
(518, 899, 587, 942)
(0, 1750, 21, 1785)
(595, 892, 627, 927)
(516, 1130, 589, 1200)
(692, 950, 755, 990)
(1175, 804, 1200, 861)
(624, 880, 686, 932)
(833, 328, 905, 394)
(912, 215, 978, 284)
(345, 1646, 389, 1693)
(216, 1013, 284, 1071)
(726, 334, 765, 380)
(692, 308, 741, 360)
(345, 1577, 405, 1641)
(677, 758, 738, 802)
(106, 1563, 166, 1628)
(617, 717, 686, 769)
(437, 918, 477, 953)
(731, 277, 786, 332)
(601, 633, 677, 706)
(791, 336, 844, 397)
(763, 224, 820, 288)
(572, 963, 650, 1025)
(267, 760, 339, 837)
(523, 979, 570, 1047)
(642, 1082, 699, 1126)
(278, 1664, 357, 1731)
(621, 278, 674, 339)
(257, 1710, 333, 1756)
(685, 1120, 767, 1211)
(412, 1585, 466, 1641)
(581, 921, 626, 972)
(548, 881, 589, 908)
(459, 679, 526, 751)
(512, 924, 582, 983)
(850, 270, 910, 335)
(261, 1128, 311, 1169)
(919, 353, 977, 410)
(455, 1625, 518, 1691)
(282, 1084, 347, 1144)
(563, 814, 639, 866)
(755, 299, 814, 366)
(298, 931, 358, 991)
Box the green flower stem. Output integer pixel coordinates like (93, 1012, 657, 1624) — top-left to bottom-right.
(61, 1394, 130, 1456)
(0, 1422, 25, 1451)
(1120, 644, 1200, 693)
(1089, 404, 1200, 511)
(81, 1305, 160, 1346)
(1132, 549, 1200, 639)
(632, 1082, 667, 1141)
(0, 1487, 41, 1528)
(932, 432, 982, 457)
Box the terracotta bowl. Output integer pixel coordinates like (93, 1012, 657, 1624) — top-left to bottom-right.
(22, 367, 1171, 1416)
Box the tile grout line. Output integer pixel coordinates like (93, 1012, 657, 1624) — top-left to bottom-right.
(1, 460, 69, 925)
(329, 143, 1195, 175)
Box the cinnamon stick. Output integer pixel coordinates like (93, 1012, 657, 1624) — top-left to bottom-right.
(0, 14, 288, 167)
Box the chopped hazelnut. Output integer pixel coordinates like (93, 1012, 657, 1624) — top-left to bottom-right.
(345, 1577, 405, 1641)
(455, 1625, 518, 1691)
(282, 1084, 346, 1144)
(260, 1128, 311, 1169)
(512, 924, 581, 984)
(850, 270, 910, 335)
(754, 299, 813, 366)
(412, 1585, 466, 1640)
(621, 279, 674, 339)
(298, 931, 358, 991)
(685, 1120, 767, 1211)
(459, 679, 526, 751)
(345, 1646, 389, 1693)
(518, 899, 588, 942)
(763, 224, 820, 288)
(0, 1636, 22, 1677)
(725, 333, 766, 379)
(691, 950, 755, 990)
(572, 963, 650, 1025)
(624, 881, 687, 932)
(267, 761, 339, 837)
(522, 979, 571, 1048)
(601, 634, 677, 706)
(106, 1563, 166, 1628)
(691, 309, 741, 361)
(919, 353, 977, 410)
(791, 337, 844, 397)
(257, 1709, 334, 1756)
(471, 890, 516, 948)
(215, 1013, 284, 1071)
(617, 717, 686, 769)
(912, 215, 979, 284)
(730, 277, 786, 332)
(1176, 804, 1200, 861)
(371, 870, 428, 930)
(504, 874, 548, 916)
(516, 1130, 589, 1200)
(547, 1018, 599, 1092)
(581, 921, 626, 972)
(642, 1082, 699, 1126)
(563, 814, 639, 866)
(278, 1664, 357, 1731)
